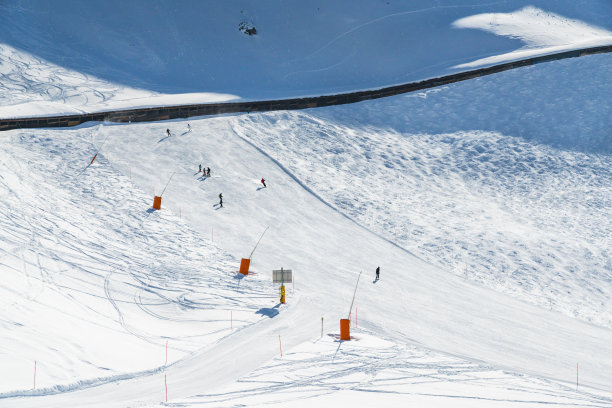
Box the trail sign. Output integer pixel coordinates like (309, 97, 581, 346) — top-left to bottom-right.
(273, 268, 293, 284)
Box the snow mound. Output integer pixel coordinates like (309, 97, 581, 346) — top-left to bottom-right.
(453, 6, 612, 68)
(0, 44, 239, 119)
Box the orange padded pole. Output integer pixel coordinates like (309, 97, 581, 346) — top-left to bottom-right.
(340, 319, 350, 340)
(153, 196, 162, 210)
(239, 258, 250, 275)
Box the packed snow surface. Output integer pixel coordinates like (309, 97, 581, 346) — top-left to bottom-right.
(453, 6, 612, 68)
(1, 1, 611, 407)
(1, 52, 611, 406)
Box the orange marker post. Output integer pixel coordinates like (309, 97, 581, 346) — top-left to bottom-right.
(152, 196, 162, 210)
(340, 319, 350, 340)
(239, 258, 250, 275)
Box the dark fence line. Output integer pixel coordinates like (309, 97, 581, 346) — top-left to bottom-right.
(1, 45, 611, 132)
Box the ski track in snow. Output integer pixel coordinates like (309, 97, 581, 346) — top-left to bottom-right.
(175, 331, 612, 408)
(234, 54, 612, 330)
(0, 56, 610, 406)
(0, 128, 277, 396)
(1, 122, 611, 405)
(0, 44, 238, 119)
(2, 2, 611, 115)
(0, 3, 611, 406)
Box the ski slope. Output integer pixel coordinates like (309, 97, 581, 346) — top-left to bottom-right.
(1, 1, 611, 407)
(1, 51, 611, 406)
(1, 1, 611, 117)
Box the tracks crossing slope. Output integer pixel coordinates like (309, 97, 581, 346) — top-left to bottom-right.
(1, 45, 610, 131)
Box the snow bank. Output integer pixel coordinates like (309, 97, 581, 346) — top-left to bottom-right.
(453, 6, 612, 68)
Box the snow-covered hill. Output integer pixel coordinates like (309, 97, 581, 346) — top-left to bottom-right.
(1, 1, 611, 407)
(2, 53, 612, 406)
(1, 1, 611, 117)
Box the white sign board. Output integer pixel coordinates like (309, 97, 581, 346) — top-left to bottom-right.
(273, 269, 293, 283)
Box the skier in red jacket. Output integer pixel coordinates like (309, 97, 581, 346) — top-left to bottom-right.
(261, 178, 266, 188)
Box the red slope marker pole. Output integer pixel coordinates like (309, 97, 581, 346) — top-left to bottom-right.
(89, 132, 110, 165)
(279, 335, 283, 358)
(165, 374, 168, 402)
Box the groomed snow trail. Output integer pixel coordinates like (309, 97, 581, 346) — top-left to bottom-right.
(0, 126, 278, 398)
(3, 114, 611, 407)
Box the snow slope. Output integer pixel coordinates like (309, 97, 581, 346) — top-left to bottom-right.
(0, 126, 277, 394)
(1, 53, 611, 406)
(233, 53, 612, 330)
(1, 1, 611, 407)
(0, 43, 239, 119)
(453, 6, 612, 68)
(1, 1, 611, 117)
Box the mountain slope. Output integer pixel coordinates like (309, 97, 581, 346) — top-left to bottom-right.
(1, 0, 611, 117)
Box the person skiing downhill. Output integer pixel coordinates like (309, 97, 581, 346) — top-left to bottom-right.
(207, 167, 211, 176)
(218, 193, 223, 207)
(376, 266, 380, 280)
(199, 164, 202, 173)
(261, 178, 266, 188)
(166, 128, 171, 137)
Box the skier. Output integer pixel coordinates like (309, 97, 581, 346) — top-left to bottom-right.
(375, 266, 380, 280)
(218, 193, 223, 207)
(187, 123, 192, 132)
(261, 178, 266, 188)
(166, 128, 171, 137)
(199, 164, 202, 173)
(207, 167, 211, 176)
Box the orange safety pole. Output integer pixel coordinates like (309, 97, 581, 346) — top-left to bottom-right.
(239, 258, 250, 275)
(153, 196, 162, 210)
(340, 319, 350, 340)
